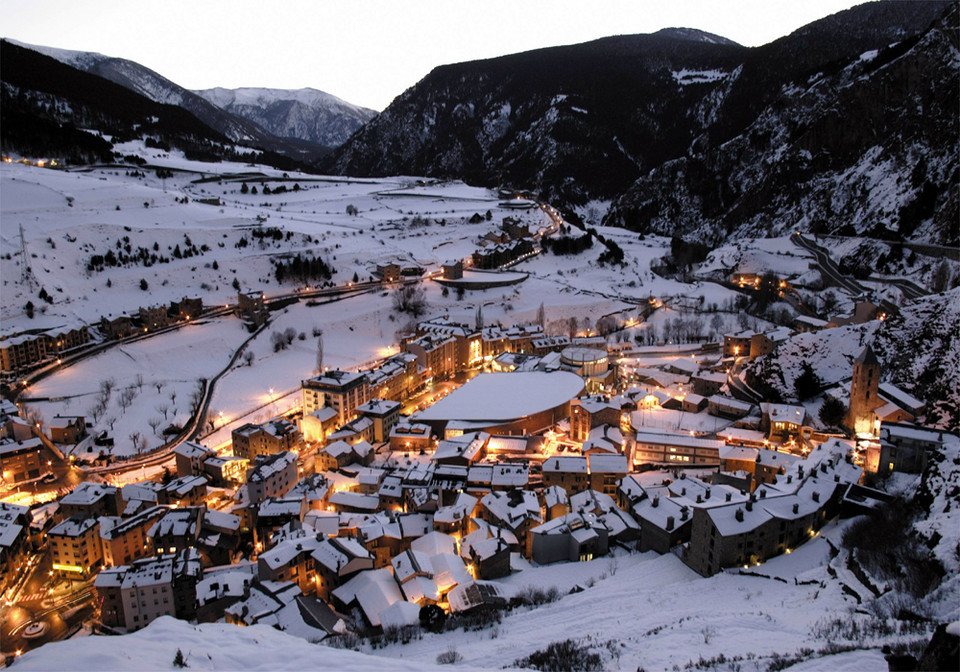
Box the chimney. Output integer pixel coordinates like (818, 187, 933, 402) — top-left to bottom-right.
(696, 494, 703, 503)
(746, 500, 753, 512)
(735, 509, 744, 522)
(787, 475, 792, 484)
(792, 503, 799, 514)
(834, 474, 840, 483)
(666, 516, 675, 530)
(812, 491, 820, 503)
(705, 488, 711, 499)
(681, 507, 689, 521)
(681, 487, 686, 496)
(725, 492, 732, 502)
(652, 496, 659, 508)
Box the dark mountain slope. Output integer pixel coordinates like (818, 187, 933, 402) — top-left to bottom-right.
(604, 3, 959, 246)
(0, 40, 312, 170)
(328, 31, 748, 203)
(327, 0, 951, 230)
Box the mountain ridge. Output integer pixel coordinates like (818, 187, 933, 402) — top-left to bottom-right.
(193, 86, 376, 148)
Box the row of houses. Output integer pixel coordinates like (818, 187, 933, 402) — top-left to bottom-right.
(0, 323, 91, 373)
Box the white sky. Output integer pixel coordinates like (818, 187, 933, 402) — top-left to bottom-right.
(3, 0, 866, 111)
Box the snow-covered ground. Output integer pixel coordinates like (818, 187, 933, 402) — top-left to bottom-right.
(4, 145, 746, 458)
(15, 516, 943, 671)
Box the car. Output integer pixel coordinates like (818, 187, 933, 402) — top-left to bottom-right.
(41, 473, 57, 484)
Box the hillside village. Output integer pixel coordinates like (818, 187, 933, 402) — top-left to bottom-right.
(2, 276, 953, 657)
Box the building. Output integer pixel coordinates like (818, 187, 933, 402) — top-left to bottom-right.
(723, 330, 755, 358)
(749, 328, 793, 360)
(94, 548, 202, 631)
(529, 512, 609, 564)
(415, 371, 584, 437)
(231, 418, 302, 461)
(172, 297, 202, 321)
(357, 399, 402, 443)
(570, 396, 622, 442)
(389, 423, 434, 453)
(376, 262, 402, 281)
(0, 438, 43, 484)
(47, 415, 86, 444)
(632, 430, 724, 467)
(300, 407, 339, 444)
(161, 476, 209, 508)
(100, 314, 135, 340)
(404, 333, 458, 381)
(60, 482, 122, 519)
(708, 395, 754, 420)
(302, 370, 370, 427)
(586, 453, 628, 496)
(139, 305, 170, 331)
(760, 403, 806, 443)
(237, 289, 269, 329)
(50, 516, 102, 578)
(311, 537, 375, 600)
(174, 442, 216, 478)
(0, 503, 32, 590)
(247, 452, 299, 504)
(100, 506, 168, 567)
(441, 260, 463, 280)
(691, 372, 727, 397)
(364, 353, 422, 402)
(846, 345, 881, 435)
(417, 319, 483, 370)
(542, 456, 589, 494)
(864, 423, 944, 476)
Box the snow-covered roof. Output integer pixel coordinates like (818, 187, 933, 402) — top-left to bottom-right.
(760, 403, 805, 425)
(416, 371, 584, 423)
(331, 569, 402, 627)
(543, 456, 587, 473)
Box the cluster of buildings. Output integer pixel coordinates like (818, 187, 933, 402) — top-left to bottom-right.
(0, 297, 204, 376)
(2, 299, 951, 642)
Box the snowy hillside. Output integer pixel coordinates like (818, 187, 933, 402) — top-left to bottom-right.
(194, 87, 376, 147)
(3, 39, 329, 161)
(747, 289, 960, 427)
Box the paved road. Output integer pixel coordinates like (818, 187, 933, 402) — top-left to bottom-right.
(792, 233, 930, 300)
(726, 355, 764, 405)
(791, 233, 866, 295)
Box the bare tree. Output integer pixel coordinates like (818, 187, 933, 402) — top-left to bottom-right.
(283, 327, 297, 345)
(315, 330, 325, 374)
(710, 313, 724, 338)
(148, 416, 162, 436)
(118, 387, 137, 411)
(475, 305, 484, 331)
(189, 379, 206, 413)
(536, 303, 546, 329)
(243, 350, 255, 366)
(99, 377, 116, 404)
(129, 431, 142, 454)
(156, 402, 170, 419)
(169, 390, 177, 405)
(568, 316, 577, 339)
(134, 373, 144, 391)
(155, 381, 164, 394)
(392, 283, 428, 317)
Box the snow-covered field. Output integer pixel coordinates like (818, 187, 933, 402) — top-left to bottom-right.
(16, 510, 953, 671)
(4, 144, 746, 458)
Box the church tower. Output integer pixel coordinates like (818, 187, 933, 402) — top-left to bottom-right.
(847, 345, 881, 434)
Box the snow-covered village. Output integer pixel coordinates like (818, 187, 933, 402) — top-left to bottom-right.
(1, 2, 958, 671)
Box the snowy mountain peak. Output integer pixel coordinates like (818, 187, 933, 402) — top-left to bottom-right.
(193, 86, 376, 148)
(651, 27, 741, 47)
(195, 86, 375, 116)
